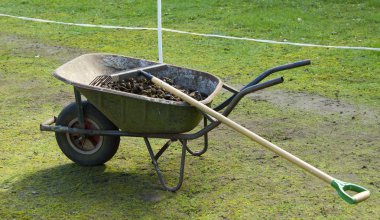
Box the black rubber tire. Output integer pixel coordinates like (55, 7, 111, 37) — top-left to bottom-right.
(55, 101, 120, 166)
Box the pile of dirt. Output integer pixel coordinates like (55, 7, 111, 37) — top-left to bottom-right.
(99, 76, 207, 101)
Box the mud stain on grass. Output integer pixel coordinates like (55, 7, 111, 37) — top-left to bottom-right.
(0, 32, 86, 63)
(250, 89, 379, 122)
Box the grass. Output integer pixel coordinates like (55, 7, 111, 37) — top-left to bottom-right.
(0, 0, 379, 219)
(1, 0, 379, 46)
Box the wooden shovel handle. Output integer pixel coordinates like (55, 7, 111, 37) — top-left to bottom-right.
(140, 70, 370, 204)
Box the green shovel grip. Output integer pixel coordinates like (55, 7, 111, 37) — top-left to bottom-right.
(331, 179, 370, 204)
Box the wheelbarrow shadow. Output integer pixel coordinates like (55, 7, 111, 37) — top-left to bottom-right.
(3, 164, 175, 217)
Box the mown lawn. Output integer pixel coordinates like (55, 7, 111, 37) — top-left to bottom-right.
(0, 1, 379, 219)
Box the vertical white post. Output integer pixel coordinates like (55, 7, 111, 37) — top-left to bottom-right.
(157, 0, 163, 63)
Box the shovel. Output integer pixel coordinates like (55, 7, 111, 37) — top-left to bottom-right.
(139, 70, 370, 204)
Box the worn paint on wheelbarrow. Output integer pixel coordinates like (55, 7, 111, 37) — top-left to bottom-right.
(53, 53, 223, 133)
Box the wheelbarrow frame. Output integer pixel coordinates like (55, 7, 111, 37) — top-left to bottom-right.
(40, 60, 308, 192)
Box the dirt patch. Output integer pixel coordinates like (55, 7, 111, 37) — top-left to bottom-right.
(220, 87, 380, 144)
(249, 89, 379, 122)
(0, 33, 86, 63)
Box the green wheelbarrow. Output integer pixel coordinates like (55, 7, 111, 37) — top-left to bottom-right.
(40, 53, 370, 204)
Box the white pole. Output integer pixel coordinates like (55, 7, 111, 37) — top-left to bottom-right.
(157, 0, 163, 63)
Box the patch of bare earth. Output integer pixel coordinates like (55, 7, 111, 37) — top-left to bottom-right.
(0, 32, 86, 63)
(250, 89, 379, 123)
(217, 87, 380, 155)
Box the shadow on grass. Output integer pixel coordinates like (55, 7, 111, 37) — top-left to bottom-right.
(2, 163, 176, 218)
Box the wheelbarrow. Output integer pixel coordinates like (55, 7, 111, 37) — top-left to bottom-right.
(40, 53, 370, 204)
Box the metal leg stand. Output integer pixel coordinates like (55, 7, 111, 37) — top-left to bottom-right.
(74, 87, 85, 128)
(144, 138, 186, 192)
(154, 139, 174, 161)
(74, 87, 86, 142)
(186, 116, 208, 156)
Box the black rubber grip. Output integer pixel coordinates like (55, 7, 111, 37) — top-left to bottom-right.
(275, 60, 311, 72)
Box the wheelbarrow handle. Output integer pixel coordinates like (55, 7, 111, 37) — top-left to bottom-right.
(40, 117, 57, 131)
(214, 60, 311, 111)
(243, 59, 311, 90)
(140, 70, 370, 204)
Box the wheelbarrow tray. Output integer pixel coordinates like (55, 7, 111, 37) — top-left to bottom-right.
(53, 53, 223, 133)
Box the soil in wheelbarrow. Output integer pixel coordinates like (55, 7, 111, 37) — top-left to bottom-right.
(99, 76, 208, 101)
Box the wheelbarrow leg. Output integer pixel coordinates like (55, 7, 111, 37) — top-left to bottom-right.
(73, 87, 87, 141)
(144, 137, 186, 192)
(153, 139, 173, 161)
(74, 87, 85, 129)
(155, 116, 209, 159)
(186, 116, 208, 156)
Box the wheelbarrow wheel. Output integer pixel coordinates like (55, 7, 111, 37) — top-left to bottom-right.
(55, 101, 120, 166)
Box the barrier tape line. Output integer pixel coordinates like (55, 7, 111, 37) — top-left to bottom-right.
(1, 13, 379, 52)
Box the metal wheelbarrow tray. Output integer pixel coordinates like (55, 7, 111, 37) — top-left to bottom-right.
(52, 53, 222, 133)
(40, 53, 312, 192)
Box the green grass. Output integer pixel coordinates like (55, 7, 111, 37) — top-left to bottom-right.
(1, 0, 379, 46)
(0, 18, 379, 105)
(0, 0, 379, 219)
